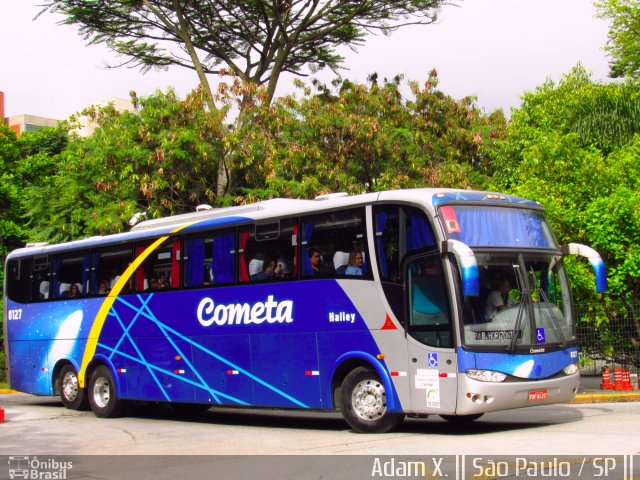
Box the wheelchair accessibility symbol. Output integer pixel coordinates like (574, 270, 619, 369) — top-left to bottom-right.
(427, 353, 438, 367)
(536, 328, 546, 343)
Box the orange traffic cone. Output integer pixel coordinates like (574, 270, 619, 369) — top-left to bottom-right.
(600, 366, 613, 390)
(612, 368, 624, 391)
(621, 369, 634, 391)
(0, 406, 4, 423)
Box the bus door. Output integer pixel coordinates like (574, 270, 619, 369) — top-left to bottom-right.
(404, 253, 458, 414)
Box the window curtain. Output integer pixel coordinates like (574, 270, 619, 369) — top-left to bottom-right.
(213, 233, 235, 284)
(186, 239, 205, 286)
(82, 254, 90, 294)
(135, 246, 145, 291)
(408, 214, 436, 252)
(302, 223, 314, 276)
(239, 231, 250, 282)
(52, 257, 63, 298)
(171, 240, 181, 288)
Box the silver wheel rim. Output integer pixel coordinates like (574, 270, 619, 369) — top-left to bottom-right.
(92, 376, 112, 409)
(351, 378, 387, 421)
(62, 371, 79, 402)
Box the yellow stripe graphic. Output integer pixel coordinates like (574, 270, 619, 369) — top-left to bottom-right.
(78, 225, 190, 387)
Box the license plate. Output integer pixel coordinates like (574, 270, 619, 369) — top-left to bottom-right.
(528, 389, 548, 401)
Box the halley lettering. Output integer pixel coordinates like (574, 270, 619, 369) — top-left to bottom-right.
(197, 295, 294, 327)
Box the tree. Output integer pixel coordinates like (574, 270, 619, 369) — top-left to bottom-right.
(41, 1, 446, 106)
(226, 71, 505, 200)
(23, 89, 224, 242)
(596, 0, 640, 78)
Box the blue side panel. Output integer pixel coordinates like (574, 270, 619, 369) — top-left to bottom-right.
(457, 346, 578, 379)
(7, 280, 399, 409)
(251, 333, 320, 408)
(192, 335, 253, 405)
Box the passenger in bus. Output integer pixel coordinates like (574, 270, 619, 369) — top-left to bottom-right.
(98, 280, 109, 295)
(147, 277, 160, 291)
(254, 257, 284, 281)
(345, 251, 364, 276)
(484, 279, 517, 320)
(69, 284, 81, 298)
(158, 273, 168, 289)
(309, 248, 334, 277)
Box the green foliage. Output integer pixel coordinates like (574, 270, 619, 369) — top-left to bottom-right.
(490, 66, 640, 306)
(226, 72, 505, 200)
(596, 0, 640, 78)
(23, 89, 225, 242)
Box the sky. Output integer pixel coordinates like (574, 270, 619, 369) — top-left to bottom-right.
(1, 0, 612, 121)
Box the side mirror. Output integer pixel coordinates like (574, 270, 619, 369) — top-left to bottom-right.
(561, 243, 608, 293)
(441, 239, 479, 297)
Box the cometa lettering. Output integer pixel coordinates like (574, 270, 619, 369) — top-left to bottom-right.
(197, 295, 294, 327)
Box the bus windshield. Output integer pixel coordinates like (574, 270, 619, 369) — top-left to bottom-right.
(459, 252, 575, 350)
(439, 204, 557, 248)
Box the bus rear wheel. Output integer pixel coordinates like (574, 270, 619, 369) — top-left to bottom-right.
(59, 364, 89, 410)
(340, 366, 404, 433)
(88, 365, 125, 418)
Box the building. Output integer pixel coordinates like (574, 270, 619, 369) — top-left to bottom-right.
(1, 91, 59, 137)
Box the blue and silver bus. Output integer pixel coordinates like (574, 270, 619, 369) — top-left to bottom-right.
(3, 189, 607, 433)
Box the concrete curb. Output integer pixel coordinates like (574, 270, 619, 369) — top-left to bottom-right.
(0, 389, 19, 394)
(571, 391, 640, 404)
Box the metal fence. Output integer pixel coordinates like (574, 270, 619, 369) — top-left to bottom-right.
(576, 301, 640, 380)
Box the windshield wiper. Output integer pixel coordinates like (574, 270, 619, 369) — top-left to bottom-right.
(508, 263, 528, 352)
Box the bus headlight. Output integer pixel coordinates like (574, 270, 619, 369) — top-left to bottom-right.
(563, 363, 579, 375)
(466, 369, 507, 383)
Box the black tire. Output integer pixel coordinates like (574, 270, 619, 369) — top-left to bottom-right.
(340, 366, 405, 433)
(88, 365, 125, 418)
(59, 364, 89, 410)
(439, 413, 484, 424)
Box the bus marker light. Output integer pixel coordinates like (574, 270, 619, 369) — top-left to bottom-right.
(226, 370, 239, 375)
(390, 371, 407, 377)
(116, 369, 127, 373)
(173, 369, 185, 374)
(41, 368, 48, 372)
(376, 353, 385, 360)
(305, 371, 319, 376)
(175, 355, 182, 361)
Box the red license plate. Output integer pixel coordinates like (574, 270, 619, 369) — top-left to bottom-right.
(528, 389, 548, 401)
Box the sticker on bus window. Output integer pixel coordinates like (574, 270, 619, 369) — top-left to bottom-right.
(440, 206, 460, 233)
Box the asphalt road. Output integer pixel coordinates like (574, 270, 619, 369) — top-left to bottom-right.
(0, 393, 638, 456)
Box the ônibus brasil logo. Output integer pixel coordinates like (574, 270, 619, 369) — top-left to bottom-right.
(197, 295, 294, 327)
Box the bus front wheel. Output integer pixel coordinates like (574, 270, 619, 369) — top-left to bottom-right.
(59, 364, 89, 411)
(88, 365, 124, 418)
(340, 366, 404, 433)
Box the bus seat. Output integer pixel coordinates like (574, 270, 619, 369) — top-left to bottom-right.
(39, 281, 50, 300)
(59, 283, 70, 297)
(333, 251, 349, 275)
(249, 259, 264, 280)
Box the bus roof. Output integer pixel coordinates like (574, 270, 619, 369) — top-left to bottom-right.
(7, 188, 541, 258)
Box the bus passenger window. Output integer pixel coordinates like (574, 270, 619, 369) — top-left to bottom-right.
(301, 208, 369, 279)
(184, 230, 235, 288)
(91, 246, 133, 295)
(6, 258, 31, 304)
(52, 252, 90, 299)
(134, 237, 181, 292)
(239, 219, 296, 283)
